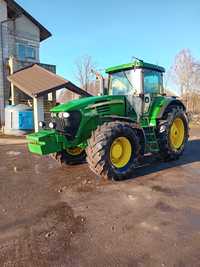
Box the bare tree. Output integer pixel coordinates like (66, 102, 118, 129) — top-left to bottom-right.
(170, 49, 197, 96)
(169, 49, 200, 112)
(75, 55, 96, 92)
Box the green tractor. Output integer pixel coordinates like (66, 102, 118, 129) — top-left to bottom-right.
(27, 60, 189, 181)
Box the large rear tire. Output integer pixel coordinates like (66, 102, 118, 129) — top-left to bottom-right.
(158, 106, 189, 161)
(86, 121, 141, 181)
(51, 147, 86, 165)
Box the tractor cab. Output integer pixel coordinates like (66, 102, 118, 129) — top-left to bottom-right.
(106, 60, 165, 116)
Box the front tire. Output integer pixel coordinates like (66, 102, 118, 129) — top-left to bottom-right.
(86, 121, 141, 181)
(158, 107, 189, 161)
(51, 147, 86, 165)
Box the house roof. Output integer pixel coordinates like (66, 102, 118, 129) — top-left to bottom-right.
(7, 64, 91, 98)
(5, 0, 51, 42)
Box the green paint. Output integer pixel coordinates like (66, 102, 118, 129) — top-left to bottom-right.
(106, 60, 165, 73)
(27, 130, 63, 155)
(149, 96, 166, 125)
(27, 60, 184, 157)
(27, 95, 127, 155)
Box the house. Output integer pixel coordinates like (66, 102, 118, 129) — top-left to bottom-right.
(58, 75, 107, 103)
(0, 0, 56, 128)
(58, 80, 99, 103)
(0, 0, 92, 132)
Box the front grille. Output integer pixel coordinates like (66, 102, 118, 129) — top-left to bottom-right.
(96, 104, 110, 114)
(53, 111, 81, 140)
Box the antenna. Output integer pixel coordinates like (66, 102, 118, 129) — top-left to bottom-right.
(132, 56, 143, 63)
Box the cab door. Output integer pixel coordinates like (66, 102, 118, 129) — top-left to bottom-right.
(142, 70, 163, 114)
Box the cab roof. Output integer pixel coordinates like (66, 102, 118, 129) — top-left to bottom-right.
(105, 60, 165, 74)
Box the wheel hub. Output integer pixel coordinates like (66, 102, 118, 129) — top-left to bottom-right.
(110, 137, 132, 168)
(111, 142, 123, 160)
(170, 118, 185, 150)
(66, 147, 84, 156)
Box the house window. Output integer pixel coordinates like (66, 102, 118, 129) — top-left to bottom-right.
(17, 44, 26, 60)
(26, 46, 36, 59)
(16, 43, 36, 60)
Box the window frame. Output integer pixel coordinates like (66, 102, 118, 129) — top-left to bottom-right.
(26, 46, 36, 60)
(143, 69, 163, 95)
(16, 43, 36, 61)
(109, 69, 142, 96)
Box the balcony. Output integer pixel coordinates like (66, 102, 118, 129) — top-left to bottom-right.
(6, 57, 56, 74)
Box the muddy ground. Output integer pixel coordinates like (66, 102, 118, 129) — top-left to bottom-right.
(0, 128, 200, 267)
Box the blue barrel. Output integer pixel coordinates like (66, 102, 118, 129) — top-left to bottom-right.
(4, 104, 34, 135)
(19, 111, 33, 130)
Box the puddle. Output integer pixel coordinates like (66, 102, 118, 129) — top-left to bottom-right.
(34, 164, 40, 175)
(151, 185, 178, 196)
(127, 194, 137, 201)
(140, 221, 159, 231)
(6, 151, 21, 156)
(155, 201, 177, 212)
(184, 208, 200, 231)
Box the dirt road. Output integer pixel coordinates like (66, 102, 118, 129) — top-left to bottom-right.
(0, 128, 200, 267)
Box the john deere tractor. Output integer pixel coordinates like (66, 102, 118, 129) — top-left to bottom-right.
(27, 60, 189, 180)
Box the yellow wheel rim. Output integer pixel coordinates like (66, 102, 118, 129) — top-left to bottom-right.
(66, 147, 84, 156)
(169, 118, 185, 150)
(110, 137, 132, 168)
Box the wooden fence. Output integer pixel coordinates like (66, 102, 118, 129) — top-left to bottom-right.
(182, 93, 200, 114)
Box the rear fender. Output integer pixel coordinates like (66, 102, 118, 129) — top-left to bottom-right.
(157, 99, 186, 119)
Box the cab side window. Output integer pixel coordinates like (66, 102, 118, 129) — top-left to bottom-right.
(144, 70, 162, 94)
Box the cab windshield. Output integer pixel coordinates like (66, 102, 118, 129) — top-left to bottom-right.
(109, 69, 138, 95)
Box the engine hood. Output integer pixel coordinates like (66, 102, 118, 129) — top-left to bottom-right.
(51, 95, 125, 113)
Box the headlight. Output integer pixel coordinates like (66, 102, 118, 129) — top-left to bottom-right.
(51, 112, 57, 118)
(58, 112, 63, 118)
(49, 122, 56, 129)
(160, 125, 166, 133)
(39, 121, 45, 128)
(63, 112, 70, 118)
(58, 112, 70, 118)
